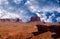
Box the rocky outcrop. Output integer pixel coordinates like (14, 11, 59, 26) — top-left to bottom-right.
(32, 23, 60, 39)
(0, 18, 22, 22)
(30, 16, 40, 22)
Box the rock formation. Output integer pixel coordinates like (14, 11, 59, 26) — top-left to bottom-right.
(32, 24, 60, 39)
(30, 16, 40, 22)
(0, 18, 22, 22)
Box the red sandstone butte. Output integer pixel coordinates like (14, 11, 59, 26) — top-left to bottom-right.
(30, 16, 40, 22)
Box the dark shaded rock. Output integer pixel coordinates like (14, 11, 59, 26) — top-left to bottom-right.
(30, 16, 40, 22)
(48, 26, 60, 39)
(32, 25, 48, 36)
(32, 24, 60, 39)
(0, 19, 5, 22)
(16, 18, 22, 22)
(0, 18, 22, 22)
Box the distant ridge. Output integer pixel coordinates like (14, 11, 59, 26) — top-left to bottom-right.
(0, 18, 22, 22)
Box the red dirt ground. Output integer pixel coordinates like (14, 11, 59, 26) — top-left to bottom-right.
(0, 22, 60, 39)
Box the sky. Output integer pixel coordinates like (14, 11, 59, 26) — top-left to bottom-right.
(0, 0, 60, 23)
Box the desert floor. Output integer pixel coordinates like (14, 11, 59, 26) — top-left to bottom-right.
(0, 22, 60, 39)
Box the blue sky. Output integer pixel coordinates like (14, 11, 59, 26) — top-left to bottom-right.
(0, 0, 60, 23)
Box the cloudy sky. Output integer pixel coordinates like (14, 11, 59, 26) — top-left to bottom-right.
(0, 0, 60, 23)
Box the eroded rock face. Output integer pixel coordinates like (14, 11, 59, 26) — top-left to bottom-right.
(32, 24, 60, 39)
(0, 18, 22, 22)
(30, 16, 40, 22)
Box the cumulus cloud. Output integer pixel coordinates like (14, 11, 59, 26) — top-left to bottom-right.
(0, 9, 20, 19)
(56, 17, 60, 22)
(13, 0, 22, 4)
(0, 0, 60, 23)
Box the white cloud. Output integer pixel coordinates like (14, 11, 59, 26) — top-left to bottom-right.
(28, 5, 40, 12)
(0, 9, 3, 14)
(39, 14, 47, 21)
(0, 9, 20, 19)
(46, 16, 52, 22)
(0, 0, 60, 23)
(1, 13, 20, 19)
(56, 8, 60, 12)
(25, 1, 32, 5)
(0, 0, 9, 5)
(56, 17, 60, 22)
(13, 0, 22, 4)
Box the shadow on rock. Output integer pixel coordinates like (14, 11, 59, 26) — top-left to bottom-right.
(32, 25, 48, 36)
(49, 25, 60, 39)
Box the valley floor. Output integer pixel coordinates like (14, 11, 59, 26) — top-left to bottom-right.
(0, 22, 60, 39)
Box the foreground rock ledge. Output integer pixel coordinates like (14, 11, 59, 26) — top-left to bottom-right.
(0, 22, 60, 39)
